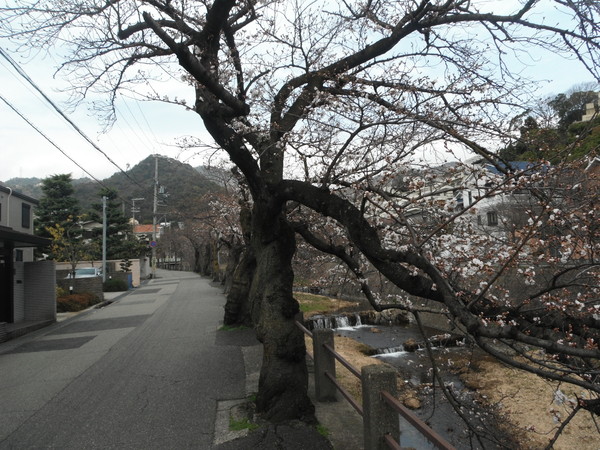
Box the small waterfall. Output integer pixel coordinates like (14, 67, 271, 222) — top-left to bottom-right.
(308, 314, 359, 330)
(309, 315, 334, 330)
(335, 316, 351, 328)
(375, 345, 406, 355)
(354, 313, 362, 326)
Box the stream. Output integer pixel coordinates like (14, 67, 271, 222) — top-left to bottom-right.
(309, 316, 518, 449)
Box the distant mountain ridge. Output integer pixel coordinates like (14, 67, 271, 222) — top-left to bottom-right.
(2, 156, 223, 224)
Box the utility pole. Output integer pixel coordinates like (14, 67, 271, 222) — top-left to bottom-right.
(152, 156, 158, 279)
(131, 198, 144, 229)
(102, 195, 107, 283)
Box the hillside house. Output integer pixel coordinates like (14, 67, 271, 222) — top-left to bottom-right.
(0, 185, 54, 340)
(580, 93, 599, 122)
(400, 159, 541, 233)
(133, 223, 162, 242)
(458, 160, 543, 231)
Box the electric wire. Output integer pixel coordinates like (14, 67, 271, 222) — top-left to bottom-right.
(0, 48, 176, 216)
(0, 46, 146, 191)
(0, 93, 152, 211)
(116, 99, 159, 156)
(134, 99, 161, 145)
(0, 57, 59, 119)
(0, 93, 111, 191)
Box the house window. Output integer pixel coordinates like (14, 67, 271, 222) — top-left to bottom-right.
(21, 203, 31, 229)
(455, 192, 463, 209)
(15, 250, 23, 262)
(487, 211, 498, 226)
(477, 215, 482, 225)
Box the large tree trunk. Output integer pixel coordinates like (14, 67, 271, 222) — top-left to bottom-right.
(223, 245, 255, 326)
(193, 245, 203, 274)
(223, 206, 253, 296)
(250, 200, 314, 422)
(194, 241, 211, 276)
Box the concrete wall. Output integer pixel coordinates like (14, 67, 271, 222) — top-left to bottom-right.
(108, 271, 133, 288)
(25, 261, 56, 322)
(11, 261, 56, 324)
(13, 262, 25, 322)
(55, 258, 145, 287)
(139, 257, 150, 281)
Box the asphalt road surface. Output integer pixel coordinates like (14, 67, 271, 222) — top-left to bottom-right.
(0, 270, 247, 449)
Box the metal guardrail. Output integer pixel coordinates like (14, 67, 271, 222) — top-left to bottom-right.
(296, 320, 456, 450)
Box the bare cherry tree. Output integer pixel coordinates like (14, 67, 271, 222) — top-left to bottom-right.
(2, 0, 599, 427)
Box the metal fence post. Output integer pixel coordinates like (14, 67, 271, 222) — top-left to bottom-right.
(313, 328, 337, 401)
(362, 364, 399, 450)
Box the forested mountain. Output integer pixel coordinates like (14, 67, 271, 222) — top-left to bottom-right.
(99, 155, 222, 223)
(0, 176, 93, 200)
(2, 155, 222, 224)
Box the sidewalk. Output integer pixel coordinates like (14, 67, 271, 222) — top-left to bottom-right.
(212, 327, 364, 450)
(56, 290, 127, 323)
(0, 292, 128, 343)
(3, 281, 364, 449)
(1, 272, 244, 449)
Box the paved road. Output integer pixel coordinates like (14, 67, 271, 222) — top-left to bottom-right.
(0, 270, 251, 449)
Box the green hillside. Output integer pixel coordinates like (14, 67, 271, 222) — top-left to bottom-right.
(3, 155, 222, 224)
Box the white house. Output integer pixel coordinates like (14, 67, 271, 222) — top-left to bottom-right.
(399, 159, 541, 233)
(0, 184, 54, 340)
(580, 93, 599, 122)
(457, 159, 541, 231)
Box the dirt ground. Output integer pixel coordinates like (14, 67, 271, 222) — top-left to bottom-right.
(459, 354, 599, 449)
(308, 333, 599, 449)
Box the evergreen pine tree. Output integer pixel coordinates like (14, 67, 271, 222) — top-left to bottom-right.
(35, 174, 81, 239)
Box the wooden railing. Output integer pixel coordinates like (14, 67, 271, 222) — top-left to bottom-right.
(297, 321, 455, 450)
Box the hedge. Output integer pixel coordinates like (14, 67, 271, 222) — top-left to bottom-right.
(57, 292, 100, 312)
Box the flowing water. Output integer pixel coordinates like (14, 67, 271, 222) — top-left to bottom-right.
(308, 313, 362, 330)
(314, 320, 514, 449)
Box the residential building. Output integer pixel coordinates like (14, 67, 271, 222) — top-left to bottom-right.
(0, 185, 54, 339)
(133, 223, 162, 242)
(458, 160, 542, 231)
(580, 93, 599, 122)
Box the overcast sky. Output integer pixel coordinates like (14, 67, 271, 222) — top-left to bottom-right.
(0, 15, 597, 185)
(0, 46, 217, 183)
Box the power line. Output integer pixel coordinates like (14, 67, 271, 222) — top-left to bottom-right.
(0, 46, 146, 190)
(0, 93, 111, 191)
(0, 93, 152, 211)
(119, 98, 159, 152)
(0, 57, 59, 118)
(134, 99, 162, 144)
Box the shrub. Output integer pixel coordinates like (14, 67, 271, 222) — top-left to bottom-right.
(56, 285, 68, 298)
(103, 278, 128, 292)
(56, 292, 100, 312)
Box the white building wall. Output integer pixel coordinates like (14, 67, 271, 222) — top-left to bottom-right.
(0, 189, 10, 228)
(0, 188, 37, 263)
(0, 192, 34, 234)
